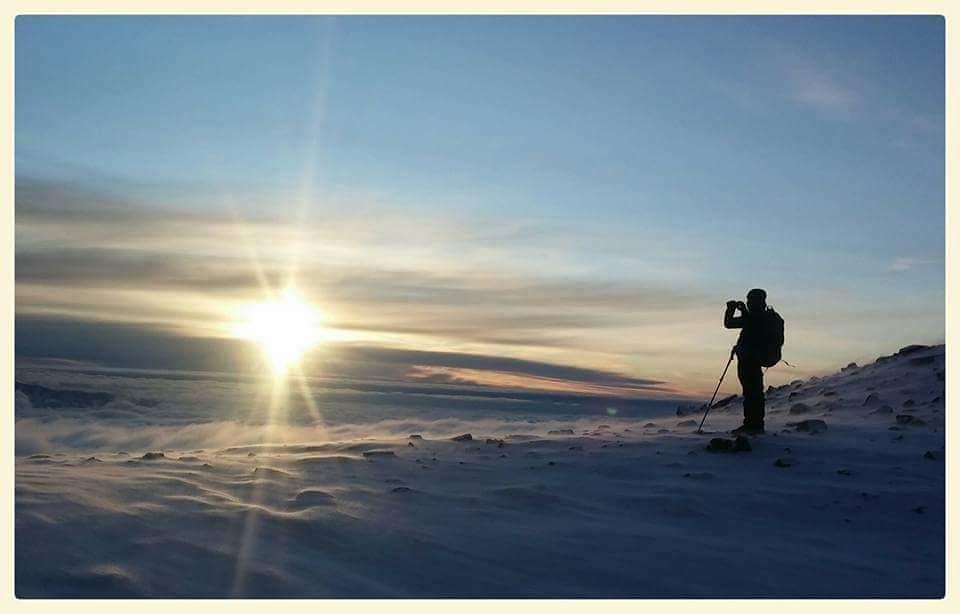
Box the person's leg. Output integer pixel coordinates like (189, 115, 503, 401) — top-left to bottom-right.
(742, 362, 765, 429)
(737, 358, 752, 427)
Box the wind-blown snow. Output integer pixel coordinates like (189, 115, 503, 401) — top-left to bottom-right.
(15, 345, 945, 597)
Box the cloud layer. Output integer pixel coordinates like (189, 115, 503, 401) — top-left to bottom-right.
(16, 175, 720, 395)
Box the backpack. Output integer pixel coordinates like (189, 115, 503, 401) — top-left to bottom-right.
(762, 308, 785, 368)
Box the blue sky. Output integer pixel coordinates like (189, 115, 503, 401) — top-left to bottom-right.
(15, 16, 945, 396)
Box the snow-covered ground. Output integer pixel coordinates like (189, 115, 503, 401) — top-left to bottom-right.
(15, 345, 945, 597)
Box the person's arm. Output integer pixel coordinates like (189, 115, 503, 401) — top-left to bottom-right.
(724, 301, 745, 329)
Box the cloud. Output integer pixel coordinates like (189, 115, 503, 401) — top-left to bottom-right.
(780, 54, 858, 115)
(887, 257, 936, 273)
(15, 175, 712, 377)
(338, 345, 666, 391)
(15, 316, 680, 399)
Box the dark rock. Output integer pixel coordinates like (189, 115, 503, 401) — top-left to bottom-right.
(706, 438, 733, 452)
(837, 468, 852, 476)
(643, 422, 657, 428)
(451, 433, 473, 442)
(392, 486, 412, 493)
(895, 414, 915, 425)
(407, 441, 415, 447)
(547, 429, 574, 435)
(140, 452, 166, 460)
(83, 456, 102, 463)
(732, 435, 752, 452)
(408, 434, 423, 440)
(912, 505, 927, 514)
(863, 392, 882, 406)
(841, 362, 858, 372)
(903, 399, 915, 407)
(774, 458, 792, 468)
(677, 419, 698, 427)
(362, 450, 396, 458)
(924, 451, 937, 460)
(789, 419, 828, 433)
(485, 438, 505, 445)
(789, 403, 811, 415)
(712, 394, 738, 408)
(897, 344, 930, 356)
(870, 405, 894, 415)
(247, 452, 256, 457)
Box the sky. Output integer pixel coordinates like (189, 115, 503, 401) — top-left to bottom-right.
(14, 15, 945, 398)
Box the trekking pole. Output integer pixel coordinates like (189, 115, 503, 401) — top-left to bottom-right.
(697, 346, 736, 433)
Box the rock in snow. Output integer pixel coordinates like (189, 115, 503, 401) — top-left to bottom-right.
(790, 419, 828, 434)
(706, 438, 733, 452)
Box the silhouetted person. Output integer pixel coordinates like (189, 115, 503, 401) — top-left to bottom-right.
(724, 288, 783, 434)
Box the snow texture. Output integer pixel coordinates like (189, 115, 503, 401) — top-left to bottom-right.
(15, 345, 945, 597)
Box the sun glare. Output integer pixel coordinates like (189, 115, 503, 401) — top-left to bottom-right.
(233, 289, 325, 375)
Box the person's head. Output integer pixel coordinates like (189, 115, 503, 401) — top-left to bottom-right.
(746, 288, 767, 313)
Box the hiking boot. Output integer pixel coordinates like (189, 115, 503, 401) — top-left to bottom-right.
(732, 423, 765, 436)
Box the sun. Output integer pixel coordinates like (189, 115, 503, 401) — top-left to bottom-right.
(232, 288, 325, 375)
